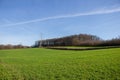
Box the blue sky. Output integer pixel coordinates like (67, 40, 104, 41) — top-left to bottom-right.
(0, 0, 120, 46)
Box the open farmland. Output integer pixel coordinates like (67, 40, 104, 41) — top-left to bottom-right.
(0, 48, 120, 80)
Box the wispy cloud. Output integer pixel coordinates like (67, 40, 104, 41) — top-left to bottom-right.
(1, 7, 120, 27)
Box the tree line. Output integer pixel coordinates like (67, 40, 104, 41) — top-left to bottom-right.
(34, 34, 120, 47)
(0, 44, 30, 50)
(1, 34, 120, 50)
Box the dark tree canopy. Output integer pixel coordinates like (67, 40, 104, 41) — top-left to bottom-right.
(35, 34, 102, 47)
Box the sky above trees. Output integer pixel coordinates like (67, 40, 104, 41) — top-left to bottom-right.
(0, 0, 120, 46)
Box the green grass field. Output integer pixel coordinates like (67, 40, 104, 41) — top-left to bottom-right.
(0, 48, 120, 80)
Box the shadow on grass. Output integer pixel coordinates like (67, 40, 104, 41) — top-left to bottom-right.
(45, 46, 120, 51)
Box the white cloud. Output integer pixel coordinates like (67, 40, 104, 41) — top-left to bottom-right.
(1, 7, 120, 27)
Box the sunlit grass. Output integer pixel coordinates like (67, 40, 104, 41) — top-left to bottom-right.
(0, 48, 120, 80)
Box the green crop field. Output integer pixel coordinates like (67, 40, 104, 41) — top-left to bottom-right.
(0, 48, 120, 80)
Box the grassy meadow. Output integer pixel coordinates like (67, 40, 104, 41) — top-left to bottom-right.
(0, 48, 120, 80)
